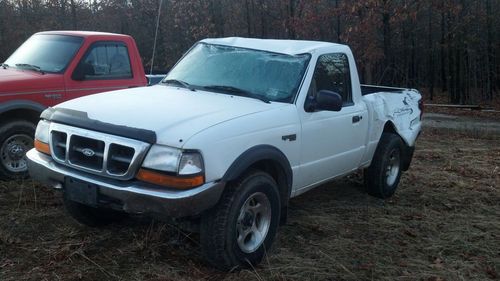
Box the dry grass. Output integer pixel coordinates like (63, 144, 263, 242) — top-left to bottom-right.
(1, 129, 499, 281)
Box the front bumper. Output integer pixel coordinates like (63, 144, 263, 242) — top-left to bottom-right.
(26, 149, 225, 218)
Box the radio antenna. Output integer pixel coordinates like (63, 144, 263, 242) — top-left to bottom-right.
(150, 0, 163, 75)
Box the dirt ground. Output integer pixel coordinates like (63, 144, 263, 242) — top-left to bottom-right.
(1, 118, 499, 281)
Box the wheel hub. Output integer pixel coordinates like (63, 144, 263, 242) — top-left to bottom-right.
(385, 148, 400, 186)
(236, 192, 272, 253)
(241, 212, 254, 228)
(7, 143, 25, 160)
(1, 134, 33, 173)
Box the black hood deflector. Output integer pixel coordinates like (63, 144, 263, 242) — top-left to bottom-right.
(41, 107, 157, 144)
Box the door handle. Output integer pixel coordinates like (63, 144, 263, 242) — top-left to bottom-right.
(352, 115, 363, 123)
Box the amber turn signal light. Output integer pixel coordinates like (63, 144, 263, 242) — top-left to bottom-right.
(34, 139, 51, 155)
(136, 168, 204, 189)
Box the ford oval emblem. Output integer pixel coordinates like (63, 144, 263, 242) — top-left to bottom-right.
(81, 148, 95, 157)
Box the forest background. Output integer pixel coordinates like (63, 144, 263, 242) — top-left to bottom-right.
(0, 0, 498, 104)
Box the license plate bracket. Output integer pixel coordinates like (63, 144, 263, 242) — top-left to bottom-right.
(64, 177, 98, 206)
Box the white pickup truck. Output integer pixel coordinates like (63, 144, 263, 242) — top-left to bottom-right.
(27, 37, 422, 270)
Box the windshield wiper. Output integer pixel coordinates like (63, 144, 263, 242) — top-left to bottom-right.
(202, 85, 270, 103)
(162, 79, 196, 91)
(15, 63, 45, 74)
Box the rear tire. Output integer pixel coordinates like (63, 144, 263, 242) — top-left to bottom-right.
(364, 133, 403, 199)
(63, 197, 127, 227)
(200, 170, 281, 271)
(0, 120, 36, 180)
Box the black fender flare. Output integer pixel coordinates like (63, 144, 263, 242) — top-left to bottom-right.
(0, 100, 46, 119)
(222, 145, 293, 206)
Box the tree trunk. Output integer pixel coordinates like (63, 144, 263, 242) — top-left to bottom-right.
(59, 0, 67, 28)
(209, 0, 225, 37)
(245, 0, 252, 37)
(335, 0, 341, 43)
(70, 0, 77, 30)
(485, 0, 493, 100)
(440, 2, 447, 92)
(382, 0, 391, 84)
(259, 0, 267, 37)
(446, 12, 454, 102)
(288, 0, 296, 39)
(428, 2, 435, 100)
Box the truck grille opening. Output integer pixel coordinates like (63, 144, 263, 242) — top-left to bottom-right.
(51, 131, 67, 161)
(49, 124, 149, 180)
(68, 135, 105, 171)
(107, 144, 135, 175)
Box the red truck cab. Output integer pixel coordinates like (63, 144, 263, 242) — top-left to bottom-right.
(0, 31, 148, 179)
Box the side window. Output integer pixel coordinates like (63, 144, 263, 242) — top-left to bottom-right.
(76, 42, 132, 80)
(308, 53, 352, 106)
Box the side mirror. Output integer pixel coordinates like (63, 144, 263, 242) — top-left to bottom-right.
(316, 90, 343, 111)
(72, 63, 94, 81)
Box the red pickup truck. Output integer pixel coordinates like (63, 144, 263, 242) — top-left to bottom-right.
(0, 31, 154, 179)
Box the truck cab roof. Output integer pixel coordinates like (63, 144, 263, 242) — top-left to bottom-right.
(35, 30, 132, 39)
(201, 37, 346, 56)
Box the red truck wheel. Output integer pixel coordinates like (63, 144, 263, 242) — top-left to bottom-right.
(0, 120, 35, 180)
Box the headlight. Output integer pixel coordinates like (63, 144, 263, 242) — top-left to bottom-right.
(179, 153, 204, 175)
(34, 120, 51, 155)
(35, 120, 50, 143)
(138, 145, 205, 189)
(141, 145, 182, 172)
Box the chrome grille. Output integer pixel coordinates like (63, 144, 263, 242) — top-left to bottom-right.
(68, 135, 105, 171)
(49, 123, 150, 180)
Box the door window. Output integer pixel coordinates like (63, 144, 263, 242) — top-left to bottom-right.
(75, 42, 132, 80)
(307, 53, 352, 106)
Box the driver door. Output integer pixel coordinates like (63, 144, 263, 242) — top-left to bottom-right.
(64, 41, 137, 101)
(297, 53, 368, 188)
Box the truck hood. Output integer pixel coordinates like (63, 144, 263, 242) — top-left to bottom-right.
(0, 67, 63, 94)
(55, 85, 287, 147)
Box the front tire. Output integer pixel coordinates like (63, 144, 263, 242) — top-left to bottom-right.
(0, 120, 36, 180)
(200, 171, 281, 271)
(365, 133, 403, 199)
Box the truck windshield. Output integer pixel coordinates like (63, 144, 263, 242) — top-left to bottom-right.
(163, 43, 311, 103)
(4, 34, 83, 73)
